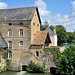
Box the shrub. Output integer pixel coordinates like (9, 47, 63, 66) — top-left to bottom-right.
(6, 58, 10, 70)
(56, 45, 75, 75)
(26, 60, 45, 73)
(3, 48, 8, 59)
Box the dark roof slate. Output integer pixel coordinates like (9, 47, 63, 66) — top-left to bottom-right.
(0, 33, 7, 48)
(45, 27, 54, 36)
(0, 6, 41, 22)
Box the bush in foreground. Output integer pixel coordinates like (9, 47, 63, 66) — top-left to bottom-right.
(26, 60, 45, 73)
(56, 45, 75, 75)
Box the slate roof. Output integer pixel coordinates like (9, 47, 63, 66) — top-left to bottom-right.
(0, 6, 41, 23)
(0, 33, 7, 48)
(45, 27, 54, 36)
(32, 31, 51, 45)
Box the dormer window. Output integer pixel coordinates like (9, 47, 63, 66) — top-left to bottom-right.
(9, 23, 12, 26)
(20, 23, 23, 26)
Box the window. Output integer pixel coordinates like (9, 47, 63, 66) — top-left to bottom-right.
(8, 51, 12, 59)
(33, 23, 35, 26)
(20, 22, 23, 26)
(37, 24, 39, 26)
(19, 29, 23, 37)
(8, 29, 12, 37)
(35, 51, 39, 57)
(8, 41, 12, 50)
(19, 41, 23, 46)
(9, 23, 12, 26)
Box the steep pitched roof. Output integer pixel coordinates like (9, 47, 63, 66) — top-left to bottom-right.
(32, 31, 51, 45)
(45, 27, 54, 36)
(0, 33, 7, 48)
(0, 6, 41, 23)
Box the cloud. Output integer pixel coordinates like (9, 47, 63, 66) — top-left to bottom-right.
(35, 0, 51, 16)
(34, 0, 75, 32)
(0, 2, 7, 9)
(70, 1, 75, 17)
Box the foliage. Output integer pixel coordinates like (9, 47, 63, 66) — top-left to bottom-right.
(56, 25, 67, 45)
(6, 58, 11, 70)
(26, 60, 45, 73)
(0, 57, 1, 63)
(0, 48, 2, 51)
(49, 25, 54, 31)
(43, 47, 61, 63)
(40, 21, 75, 45)
(56, 45, 75, 75)
(40, 21, 49, 31)
(66, 32, 75, 43)
(3, 48, 8, 59)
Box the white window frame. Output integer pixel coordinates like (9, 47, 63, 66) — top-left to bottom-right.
(8, 51, 12, 59)
(19, 41, 23, 46)
(19, 29, 23, 37)
(8, 41, 12, 50)
(8, 29, 12, 37)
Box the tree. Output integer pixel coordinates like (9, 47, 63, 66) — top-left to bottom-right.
(49, 25, 54, 31)
(26, 60, 44, 73)
(56, 45, 75, 75)
(66, 32, 75, 43)
(56, 25, 67, 45)
(44, 21, 49, 29)
(40, 21, 49, 31)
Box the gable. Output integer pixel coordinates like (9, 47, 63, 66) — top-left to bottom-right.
(31, 31, 51, 45)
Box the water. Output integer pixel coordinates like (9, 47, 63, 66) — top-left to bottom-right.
(64, 43, 75, 49)
(0, 71, 50, 75)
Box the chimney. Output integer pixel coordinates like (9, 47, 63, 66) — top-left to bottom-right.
(53, 26, 56, 34)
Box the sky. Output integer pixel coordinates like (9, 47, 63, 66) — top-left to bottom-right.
(0, 0, 75, 32)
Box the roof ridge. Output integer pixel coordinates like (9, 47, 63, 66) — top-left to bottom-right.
(0, 6, 38, 10)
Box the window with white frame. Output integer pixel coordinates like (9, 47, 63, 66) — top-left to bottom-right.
(19, 29, 23, 37)
(8, 41, 12, 50)
(8, 29, 12, 37)
(19, 41, 23, 46)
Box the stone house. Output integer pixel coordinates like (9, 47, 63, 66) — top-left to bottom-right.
(0, 6, 57, 72)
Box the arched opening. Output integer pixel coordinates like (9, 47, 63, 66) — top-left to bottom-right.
(19, 29, 23, 37)
(22, 65, 27, 71)
(8, 41, 12, 50)
(50, 67, 57, 74)
(8, 29, 12, 37)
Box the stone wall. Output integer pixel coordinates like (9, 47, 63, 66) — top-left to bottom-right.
(0, 21, 31, 50)
(0, 57, 6, 71)
(10, 49, 56, 73)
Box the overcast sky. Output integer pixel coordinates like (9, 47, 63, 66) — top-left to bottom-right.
(0, 0, 75, 32)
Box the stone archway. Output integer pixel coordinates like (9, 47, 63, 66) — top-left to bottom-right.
(22, 65, 27, 71)
(50, 67, 57, 74)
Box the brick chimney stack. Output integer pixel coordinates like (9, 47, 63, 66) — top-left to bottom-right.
(53, 26, 56, 34)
